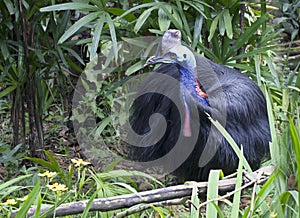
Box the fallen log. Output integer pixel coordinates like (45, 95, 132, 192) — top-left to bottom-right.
(12, 165, 274, 217)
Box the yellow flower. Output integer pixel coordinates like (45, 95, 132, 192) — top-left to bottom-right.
(4, 199, 17, 205)
(38, 171, 57, 178)
(71, 158, 91, 167)
(46, 183, 68, 193)
(17, 195, 28, 202)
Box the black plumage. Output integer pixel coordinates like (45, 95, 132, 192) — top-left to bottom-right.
(128, 30, 270, 181)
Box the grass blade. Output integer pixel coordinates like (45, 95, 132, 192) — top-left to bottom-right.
(289, 117, 300, 216)
(208, 116, 252, 172)
(206, 170, 220, 218)
(190, 182, 200, 218)
(230, 147, 243, 218)
(15, 181, 40, 217)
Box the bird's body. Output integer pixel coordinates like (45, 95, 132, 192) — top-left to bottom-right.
(129, 30, 270, 181)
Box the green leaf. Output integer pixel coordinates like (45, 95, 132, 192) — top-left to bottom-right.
(228, 14, 267, 57)
(125, 60, 145, 76)
(134, 7, 157, 33)
(190, 182, 200, 218)
(95, 117, 112, 136)
(40, 3, 98, 12)
(206, 170, 220, 218)
(254, 55, 261, 87)
(0, 175, 32, 191)
(106, 15, 118, 60)
(223, 9, 233, 39)
(158, 7, 171, 32)
(106, 8, 136, 22)
(175, 0, 191, 39)
(0, 85, 17, 98)
(58, 12, 102, 44)
(192, 15, 203, 49)
(3, 0, 15, 14)
(229, 45, 276, 61)
(82, 188, 103, 218)
(115, 2, 158, 21)
(208, 14, 220, 42)
(208, 116, 252, 172)
(0, 41, 10, 60)
(16, 181, 40, 218)
(230, 147, 243, 218)
(289, 117, 300, 214)
(265, 56, 279, 86)
(90, 15, 106, 59)
(218, 12, 225, 36)
(161, 5, 183, 31)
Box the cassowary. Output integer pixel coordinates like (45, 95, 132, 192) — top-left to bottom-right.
(128, 29, 270, 181)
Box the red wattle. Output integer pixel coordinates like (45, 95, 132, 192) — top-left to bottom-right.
(184, 109, 191, 137)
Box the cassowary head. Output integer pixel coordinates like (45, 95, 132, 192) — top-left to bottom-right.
(147, 44, 197, 73)
(146, 32, 208, 137)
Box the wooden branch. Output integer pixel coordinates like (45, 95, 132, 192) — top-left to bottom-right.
(12, 165, 274, 217)
(112, 197, 188, 218)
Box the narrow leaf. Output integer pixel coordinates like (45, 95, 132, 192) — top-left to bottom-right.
(0, 86, 17, 98)
(90, 15, 106, 59)
(106, 15, 118, 60)
(40, 3, 98, 12)
(223, 9, 233, 39)
(58, 12, 101, 44)
(134, 7, 156, 33)
(16, 181, 40, 217)
(206, 170, 220, 218)
(208, 14, 220, 42)
(228, 15, 267, 57)
(230, 147, 244, 218)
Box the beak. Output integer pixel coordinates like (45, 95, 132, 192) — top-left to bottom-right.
(144, 56, 175, 66)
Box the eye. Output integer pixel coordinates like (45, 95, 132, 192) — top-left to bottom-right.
(170, 53, 176, 59)
(183, 54, 187, 59)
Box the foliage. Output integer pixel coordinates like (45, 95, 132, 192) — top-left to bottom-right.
(0, 0, 299, 217)
(0, 153, 162, 217)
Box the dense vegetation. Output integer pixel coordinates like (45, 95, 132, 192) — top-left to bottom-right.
(0, 0, 299, 217)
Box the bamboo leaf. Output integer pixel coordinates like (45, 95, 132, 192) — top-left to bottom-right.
(90, 15, 106, 59)
(192, 15, 203, 49)
(0, 85, 17, 98)
(223, 9, 233, 39)
(115, 2, 158, 21)
(58, 12, 101, 44)
(161, 5, 183, 31)
(158, 7, 171, 32)
(208, 14, 220, 42)
(106, 15, 118, 60)
(40, 3, 98, 12)
(134, 6, 157, 33)
(219, 12, 225, 36)
(125, 60, 145, 76)
(228, 15, 267, 57)
(175, 0, 191, 39)
(254, 55, 261, 87)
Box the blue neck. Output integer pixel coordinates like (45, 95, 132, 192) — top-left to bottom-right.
(179, 67, 209, 106)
